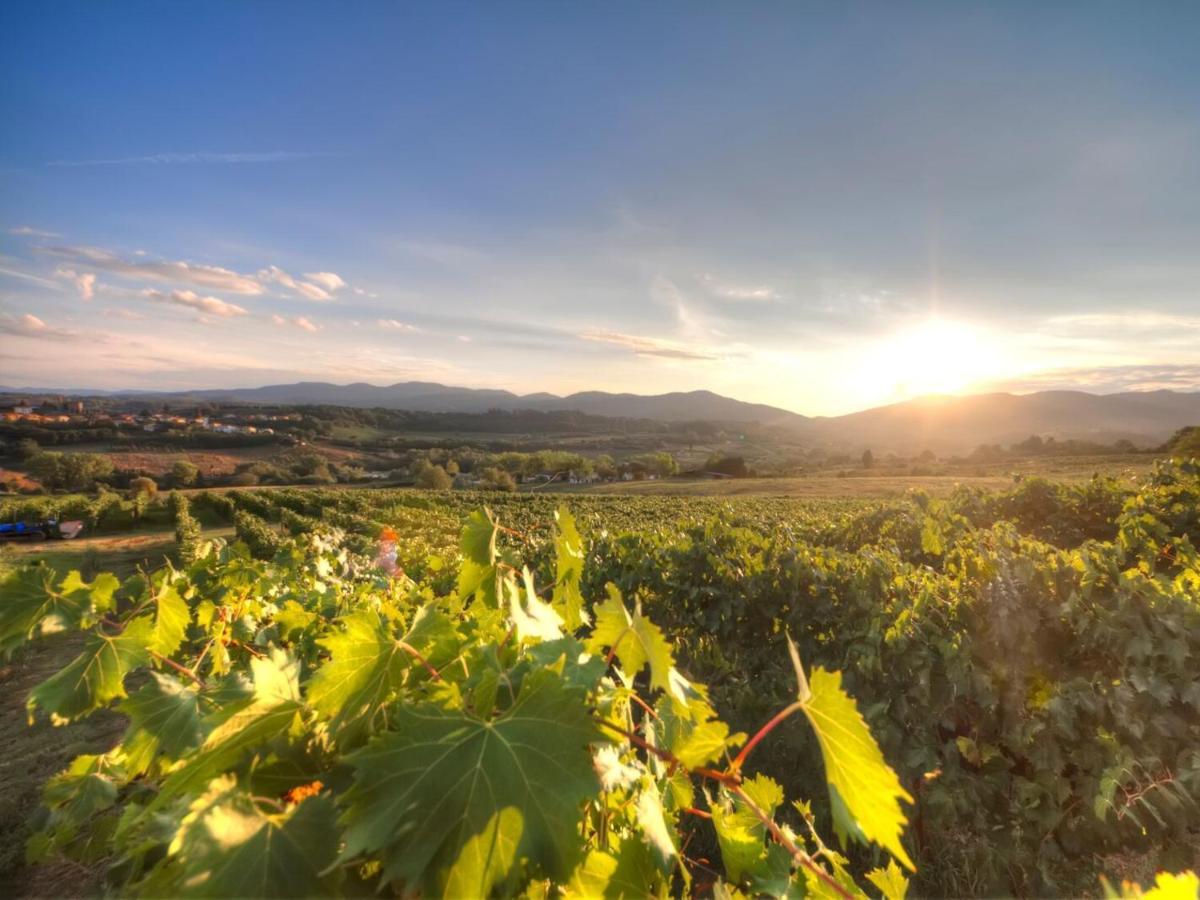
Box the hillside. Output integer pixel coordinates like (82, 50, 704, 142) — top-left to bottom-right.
(3, 381, 1199, 452)
(805, 389, 1200, 452)
(132, 382, 807, 425)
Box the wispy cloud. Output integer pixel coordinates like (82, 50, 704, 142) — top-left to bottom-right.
(304, 272, 346, 292)
(697, 273, 779, 302)
(0, 312, 79, 341)
(272, 314, 320, 332)
(55, 267, 96, 299)
(257, 265, 338, 301)
(378, 318, 420, 332)
(47, 151, 333, 167)
(8, 225, 60, 238)
(995, 363, 1200, 394)
(0, 264, 62, 289)
(577, 328, 719, 361)
(46, 246, 264, 295)
(144, 289, 248, 317)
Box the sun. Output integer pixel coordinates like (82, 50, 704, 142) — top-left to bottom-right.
(859, 318, 1004, 400)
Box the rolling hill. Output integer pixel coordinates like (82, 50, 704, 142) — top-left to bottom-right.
(3, 381, 1198, 451)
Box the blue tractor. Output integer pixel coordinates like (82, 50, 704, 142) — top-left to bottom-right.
(0, 517, 84, 542)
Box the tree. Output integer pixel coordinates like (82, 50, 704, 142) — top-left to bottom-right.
(27, 451, 114, 491)
(478, 467, 517, 492)
(16, 438, 40, 461)
(414, 462, 452, 490)
(861, 449, 875, 469)
(129, 476, 158, 497)
(1165, 425, 1200, 458)
(170, 460, 200, 488)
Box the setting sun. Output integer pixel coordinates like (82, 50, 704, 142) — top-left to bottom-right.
(858, 318, 1006, 400)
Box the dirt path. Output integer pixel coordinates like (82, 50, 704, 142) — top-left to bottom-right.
(0, 635, 123, 898)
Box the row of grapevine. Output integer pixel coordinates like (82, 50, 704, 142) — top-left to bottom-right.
(5, 509, 918, 897)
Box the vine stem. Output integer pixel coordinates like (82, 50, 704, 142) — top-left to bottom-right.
(397, 640, 441, 680)
(731, 783, 855, 900)
(729, 700, 804, 772)
(150, 650, 208, 690)
(594, 718, 741, 787)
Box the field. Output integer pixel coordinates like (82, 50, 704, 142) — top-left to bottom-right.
(1, 459, 1198, 897)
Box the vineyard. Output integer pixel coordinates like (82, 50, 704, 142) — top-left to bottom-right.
(2, 463, 1199, 897)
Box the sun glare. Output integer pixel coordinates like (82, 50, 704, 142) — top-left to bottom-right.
(858, 318, 1004, 401)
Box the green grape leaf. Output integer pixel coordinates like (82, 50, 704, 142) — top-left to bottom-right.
(60, 570, 121, 615)
(711, 775, 782, 883)
(307, 604, 458, 743)
(566, 838, 662, 898)
(307, 609, 409, 737)
(148, 585, 189, 657)
(0, 567, 117, 653)
(801, 667, 914, 871)
(121, 671, 204, 760)
(553, 506, 589, 629)
(340, 669, 601, 895)
(654, 693, 737, 769)
(169, 776, 339, 897)
(866, 860, 910, 900)
(587, 585, 679, 702)
(27, 616, 155, 723)
(457, 507, 500, 605)
(148, 650, 302, 811)
(41, 753, 121, 829)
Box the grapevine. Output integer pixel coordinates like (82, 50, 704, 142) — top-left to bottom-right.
(7, 507, 916, 897)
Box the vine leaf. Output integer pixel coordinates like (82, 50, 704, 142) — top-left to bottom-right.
(148, 650, 303, 811)
(553, 506, 589, 629)
(587, 585, 681, 704)
(307, 609, 409, 739)
(800, 667, 915, 871)
(866, 860, 910, 900)
(169, 775, 339, 897)
(711, 774, 783, 883)
(340, 669, 602, 895)
(566, 839, 661, 898)
(308, 605, 458, 744)
(121, 671, 204, 766)
(0, 567, 118, 654)
(457, 508, 500, 605)
(27, 616, 155, 723)
(148, 585, 189, 657)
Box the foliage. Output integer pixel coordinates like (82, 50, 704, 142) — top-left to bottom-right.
(6, 508, 918, 898)
(171, 492, 202, 564)
(170, 460, 200, 488)
(128, 476, 158, 497)
(414, 460, 452, 490)
(26, 451, 114, 491)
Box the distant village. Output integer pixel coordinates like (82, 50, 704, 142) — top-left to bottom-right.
(2, 397, 299, 437)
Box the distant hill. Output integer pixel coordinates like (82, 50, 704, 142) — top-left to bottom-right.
(136, 382, 807, 425)
(803, 390, 1200, 452)
(2, 381, 1198, 451)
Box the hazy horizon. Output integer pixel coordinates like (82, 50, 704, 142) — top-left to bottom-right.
(3, 3, 1199, 415)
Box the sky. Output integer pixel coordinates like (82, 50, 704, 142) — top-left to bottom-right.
(1, 2, 1199, 416)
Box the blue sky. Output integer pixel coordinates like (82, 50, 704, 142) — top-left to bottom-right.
(2, 2, 1198, 415)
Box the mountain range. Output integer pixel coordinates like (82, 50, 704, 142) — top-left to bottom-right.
(3, 381, 1198, 452)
